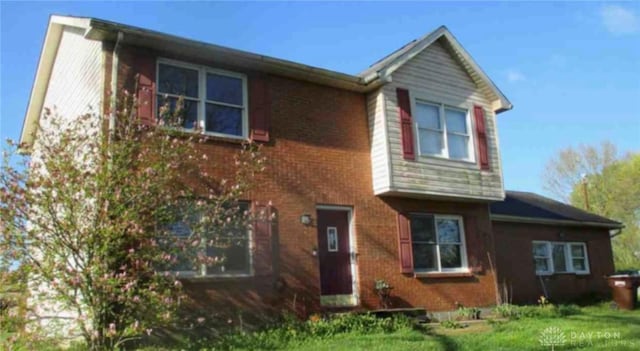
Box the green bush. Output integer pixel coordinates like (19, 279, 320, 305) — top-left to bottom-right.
(494, 303, 520, 319)
(209, 313, 414, 350)
(494, 303, 581, 320)
(456, 306, 481, 320)
(440, 320, 464, 329)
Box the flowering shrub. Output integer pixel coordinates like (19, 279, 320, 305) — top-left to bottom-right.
(0, 89, 265, 350)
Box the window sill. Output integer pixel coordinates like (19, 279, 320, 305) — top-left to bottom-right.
(536, 272, 591, 277)
(416, 154, 481, 170)
(414, 271, 474, 279)
(178, 274, 254, 282)
(155, 125, 250, 145)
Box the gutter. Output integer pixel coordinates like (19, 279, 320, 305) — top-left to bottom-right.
(85, 18, 371, 92)
(490, 214, 625, 229)
(109, 31, 123, 141)
(609, 228, 623, 238)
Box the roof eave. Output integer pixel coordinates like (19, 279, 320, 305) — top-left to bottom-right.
(85, 18, 375, 93)
(361, 26, 513, 114)
(490, 214, 624, 229)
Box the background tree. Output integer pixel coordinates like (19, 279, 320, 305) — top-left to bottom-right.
(543, 142, 640, 270)
(0, 91, 265, 350)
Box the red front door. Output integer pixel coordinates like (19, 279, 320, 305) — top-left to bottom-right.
(316, 209, 353, 296)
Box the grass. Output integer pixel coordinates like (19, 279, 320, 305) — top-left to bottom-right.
(289, 304, 640, 351)
(4, 303, 640, 350)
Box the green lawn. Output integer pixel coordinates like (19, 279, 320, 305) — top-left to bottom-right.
(4, 304, 640, 350)
(278, 305, 640, 351)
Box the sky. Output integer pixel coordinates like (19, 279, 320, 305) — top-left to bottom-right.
(1, 1, 639, 197)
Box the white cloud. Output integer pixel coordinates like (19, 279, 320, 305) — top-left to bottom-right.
(506, 69, 525, 83)
(600, 5, 639, 34)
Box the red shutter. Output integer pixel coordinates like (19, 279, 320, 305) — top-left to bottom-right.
(253, 202, 273, 276)
(396, 88, 415, 160)
(397, 213, 414, 273)
(249, 75, 270, 142)
(473, 105, 489, 170)
(136, 55, 156, 126)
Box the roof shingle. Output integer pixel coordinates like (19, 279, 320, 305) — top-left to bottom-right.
(490, 191, 623, 228)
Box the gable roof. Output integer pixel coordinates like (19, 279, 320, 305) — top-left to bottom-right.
(358, 26, 512, 113)
(21, 15, 512, 147)
(490, 191, 623, 229)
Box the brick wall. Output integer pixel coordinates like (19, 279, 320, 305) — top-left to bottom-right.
(493, 221, 614, 304)
(112, 45, 500, 325)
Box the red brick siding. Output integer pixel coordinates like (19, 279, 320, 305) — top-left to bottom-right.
(114, 45, 499, 323)
(493, 221, 614, 304)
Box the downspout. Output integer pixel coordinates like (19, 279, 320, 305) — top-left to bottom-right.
(610, 228, 623, 238)
(109, 31, 124, 141)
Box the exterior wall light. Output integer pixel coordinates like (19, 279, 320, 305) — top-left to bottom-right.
(300, 214, 312, 226)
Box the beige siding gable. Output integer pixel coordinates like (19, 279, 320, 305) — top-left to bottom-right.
(381, 39, 504, 201)
(367, 89, 391, 192)
(41, 26, 104, 124)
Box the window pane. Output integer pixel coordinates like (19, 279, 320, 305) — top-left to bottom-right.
(415, 103, 440, 129)
(419, 129, 444, 156)
(437, 219, 461, 243)
(206, 202, 250, 275)
(163, 202, 201, 272)
(535, 258, 549, 272)
(572, 259, 586, 271)
(206, 239, 249, 275)
(172, 244, 198, 272)
(206, 73, 243, 105)
(445, 108, 467, 133)
(533, 243, 548, 257)
(412, 244, 437, 270)
(157, 96, 199, 129)
(570, 244, 585, 258)
(447, 134, 469, 160)
(439, 244, 462, 268)
(205, 104, 243, 136)
(158, 64, 199, 98)
(410, 215, 436, 243)
(552, 244, 567, 272)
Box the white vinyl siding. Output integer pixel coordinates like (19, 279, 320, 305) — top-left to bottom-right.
(366, 88, 392, 192)
(29, 24, 104, 340)
(39, 26, 103, 131)
(380, 39, 504, 200)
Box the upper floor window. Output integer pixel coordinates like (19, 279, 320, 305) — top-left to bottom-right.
(532, 241, 589, 275)
(156, 59, 248, 138)
(414, 101, 474, 162)
(410, 214, 468, 272)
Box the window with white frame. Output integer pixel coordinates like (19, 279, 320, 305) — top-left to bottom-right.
(532, 242, 552, 274)
(164, 201, 251, 277)
(532, 241, 589, 275)
(156, 60, 247, 138)
(414, 101, 474, 161)
(410, 214, 468, 272)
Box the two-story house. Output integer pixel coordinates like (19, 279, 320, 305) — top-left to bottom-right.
(21, 15, 622, 324)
